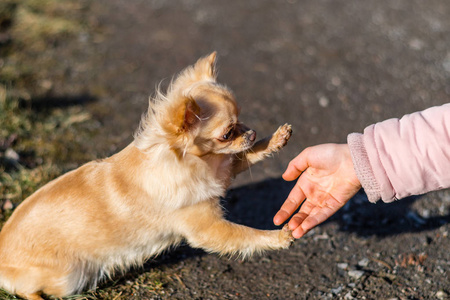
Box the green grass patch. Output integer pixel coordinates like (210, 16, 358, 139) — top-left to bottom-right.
(87, 270, 168, 300)
(0, 0, 90, 97)
(0, 1, 168, 298)
(0, 288, 20, 300)
(0, 86, 96, 211)
(0, 0, 96, 220)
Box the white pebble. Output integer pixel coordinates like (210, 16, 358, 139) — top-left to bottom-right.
(436, 290, 448, 299)
(344, 292, 355, 300)
(2, 199, 13, 211)
(358, 258, 370, 267)
(319, 96, 329, 107)
(337, 263, 348, 270)
(348, 270, 365, 280)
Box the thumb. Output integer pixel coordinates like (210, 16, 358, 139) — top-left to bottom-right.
(282, 148, 310, 181)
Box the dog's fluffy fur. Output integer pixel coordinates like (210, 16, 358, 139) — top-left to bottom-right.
(0, 53, 293, 300)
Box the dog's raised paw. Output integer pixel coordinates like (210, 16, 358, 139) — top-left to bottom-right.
(269, 123, 292, 152)
(278, 224, 295, 248)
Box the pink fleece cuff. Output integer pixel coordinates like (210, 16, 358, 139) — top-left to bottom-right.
(347, 133, 381, 203)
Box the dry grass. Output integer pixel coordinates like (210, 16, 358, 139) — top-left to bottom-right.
(0, 1, 168, 299)
(0, 85, 95, 211)
(0, 0, 96, 213)
(0, 0, 90, 97)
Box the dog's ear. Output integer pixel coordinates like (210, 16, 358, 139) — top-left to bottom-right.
(172, 97, 201, 133)
(193, 52, 217, 79)
(134, 97, 201, 151)
(167, 52, 218, 95)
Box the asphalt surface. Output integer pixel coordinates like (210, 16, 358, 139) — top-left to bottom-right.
(54, 0, 450, 298)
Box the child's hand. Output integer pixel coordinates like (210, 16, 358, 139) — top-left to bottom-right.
(273, 144, 361, 238)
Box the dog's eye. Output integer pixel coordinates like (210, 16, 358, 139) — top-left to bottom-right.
(222, 128, 234, 141)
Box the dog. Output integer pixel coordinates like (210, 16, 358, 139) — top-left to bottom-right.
(0, 52, 293, 299)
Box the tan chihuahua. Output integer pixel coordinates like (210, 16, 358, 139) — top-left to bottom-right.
(0, 53, 293, 299)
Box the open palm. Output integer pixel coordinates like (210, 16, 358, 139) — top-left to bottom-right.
(274, 144, 361, 238)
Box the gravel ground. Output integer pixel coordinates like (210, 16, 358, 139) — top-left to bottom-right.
(32, 0, 450, 298)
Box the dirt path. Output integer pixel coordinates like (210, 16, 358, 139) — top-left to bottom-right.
(52, 0, 450, 298)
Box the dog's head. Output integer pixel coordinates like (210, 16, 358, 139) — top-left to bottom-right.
(135, 52, 256, 157)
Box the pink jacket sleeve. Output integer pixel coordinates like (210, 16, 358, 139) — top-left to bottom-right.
(347, 103, 450, 203)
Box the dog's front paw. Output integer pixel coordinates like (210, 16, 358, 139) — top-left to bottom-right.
(269, 124, 292, 152)
(278, 224, 295, 249)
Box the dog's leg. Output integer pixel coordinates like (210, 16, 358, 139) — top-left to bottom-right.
(173, 200, 294, 257)
(0, 265, 71, 300)
(232, 124, 292, 175)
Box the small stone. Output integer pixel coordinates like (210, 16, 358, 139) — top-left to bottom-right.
(319, 96, 329, 107)
(408, 38, 424, 50)
(331, 76, 341, 86)
(436, 290, 448, 299)
(2, 199, 13, 211)
(40, 79, 53, 91)
(421, 209, 430, 218)
(348, 270, 364, 280)
(5, 148, 19, 161)
(313, 232, 329, 241)
(442, 53, 450, 73)
(358, 258, 370, 267)
(261, 257, 271, 263)
(344, 292, 355, 299)
(331, 286, 343, 295)
(337, 263, 348, 270)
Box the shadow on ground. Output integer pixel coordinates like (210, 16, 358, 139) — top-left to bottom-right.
(105, 177, 450, 288)
(28, 94, 97, 110)
(226, 177, 450, 237)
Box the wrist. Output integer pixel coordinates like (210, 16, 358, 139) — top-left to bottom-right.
(343, 143, 361, 188)
(347, 133, 380, 202)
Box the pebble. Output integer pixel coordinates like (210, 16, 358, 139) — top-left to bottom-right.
(436, 290, 448, 299)
(319, 96, 330, 108)
(331, 286, 343, 295)
(443, 53, 450, 73)
(408, 38, 424, 50)
(358, 258, 370, 267)
(313, 232, 329, 241)
(5, 148, 19, 161)
(2, 199, 13, 211)
(348, 270, 365, 280)
(331, 76, 341, 86)
(337, 263, 348, 270)
(344, 292, 355, 299)
(421, 209, 430, 218)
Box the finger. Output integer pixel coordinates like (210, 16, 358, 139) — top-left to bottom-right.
(291, 212, 322, 239)
(300, 208, 332, 232)
(292, 225, 307, 239)
(287, 211, 309, 231)
(282, 149, 310, 181)
(293, 204, 339, 238)
(273, 182, 306, 225)
(296, 196, 316, 216)
(287, 196, 313, 226)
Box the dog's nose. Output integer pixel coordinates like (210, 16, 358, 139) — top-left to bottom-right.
(248, 130, 256, 142)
